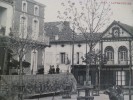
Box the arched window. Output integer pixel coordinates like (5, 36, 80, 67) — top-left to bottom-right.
(31, 49, 38, 74)
(118, 46, 128, 64)
(32, 19, 39, 40)
(20, 15, 27, 38)
(22, 1, 27, 12)
(34, 5, 39, 16)
(105, 46, 114, 62)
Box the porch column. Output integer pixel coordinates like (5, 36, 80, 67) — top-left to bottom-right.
(99, 40, 103, 90)
(129, 40, 132, 100)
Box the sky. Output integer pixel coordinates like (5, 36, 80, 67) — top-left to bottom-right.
(35, 0, 133, 26)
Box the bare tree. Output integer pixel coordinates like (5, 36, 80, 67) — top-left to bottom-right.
(8, 26, 46, 75)
(3, 25, 47, 100)
(58, 0, 112, 86)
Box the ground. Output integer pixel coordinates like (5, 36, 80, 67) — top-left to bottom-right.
(25, 93, 130, 100)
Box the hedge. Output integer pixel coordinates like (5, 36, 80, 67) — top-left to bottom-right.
(0, 73, 77, 99)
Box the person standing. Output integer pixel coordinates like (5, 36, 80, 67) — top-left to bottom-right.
(56, 65, 60, 74)
(52, 65, 55, 74)
(48, 65, 52, 74)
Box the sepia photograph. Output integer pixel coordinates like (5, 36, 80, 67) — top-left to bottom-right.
(0, 0, 133, 100)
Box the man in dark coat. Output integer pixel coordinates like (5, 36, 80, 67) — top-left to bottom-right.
(56, 65, 60, 74)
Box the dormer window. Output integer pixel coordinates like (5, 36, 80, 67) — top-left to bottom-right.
(22, 1, 27, 12)
(34, 5, 39, 16)
(112, 27, 120, 37)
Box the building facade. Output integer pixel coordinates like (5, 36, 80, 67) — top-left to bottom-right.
(0, 0, 14, 74)
(100, 21, 133, 88)
(45, 21, 133, 88)
(12, 0, 49, 74)
(0, 0, 49, 75)
(0, 0, 13, 36)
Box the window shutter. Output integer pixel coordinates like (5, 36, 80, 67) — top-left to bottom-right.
(65, 53, 68, 64)
(79, 52, 83, 64)
(74, 54, 77, 64)
(56, 54, 60, 64)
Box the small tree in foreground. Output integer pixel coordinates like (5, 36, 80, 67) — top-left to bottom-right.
(8, 26, 46, 75)
(58, 0, 112, 85)
(3, 26, 47, 100)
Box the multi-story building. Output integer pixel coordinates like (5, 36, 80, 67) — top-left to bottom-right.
(0, 0, 14, 74)
(0, 0, 49, 75)
(45, 21, 133, 88)
(12, 0, 49, 74)
(0, 0, 13, 36)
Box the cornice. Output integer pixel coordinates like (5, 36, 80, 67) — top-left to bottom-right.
(0, 0, 14, 5)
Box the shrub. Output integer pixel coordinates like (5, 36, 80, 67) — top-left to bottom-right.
(0, 73, 77, 98)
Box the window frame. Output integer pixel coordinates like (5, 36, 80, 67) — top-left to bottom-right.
(31, 49, 38, 74)
(77, 52, 80, 64)
(34, 5, 39, 16)
(60, 52, 66, 64)
(32, 18, 39, 40)
(105, 46, 114, 61)
(19, 15, 28, 38)
(118, 46, 128, 62)
(22, 1, 27, 12)
(116, 71, 125, 86)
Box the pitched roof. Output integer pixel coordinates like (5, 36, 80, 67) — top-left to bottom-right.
(44, 21, 73, 36)
(44, 21, 102, 43)
(50, 32, 102, 43)
(103, 20, 133, 37)
(27, 0, 45, 7)
(45, 20, 133, 43)
(118, 22, 133, 36)
(51, 33, 73, 42)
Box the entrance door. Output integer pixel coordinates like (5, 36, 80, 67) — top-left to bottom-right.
(78, 71, 86, 85)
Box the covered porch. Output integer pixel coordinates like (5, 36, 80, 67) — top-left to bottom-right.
(72, 65, 132, 89)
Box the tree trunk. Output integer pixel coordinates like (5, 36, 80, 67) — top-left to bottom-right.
(3, 48, 8, 75)
(86, 64, 91, 85)
(86, 44, 93, 86)
(19, 50, 23, 75)
(18, 51, 24, 100)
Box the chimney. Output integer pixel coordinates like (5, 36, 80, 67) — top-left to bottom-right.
(118, 21, 120, 23)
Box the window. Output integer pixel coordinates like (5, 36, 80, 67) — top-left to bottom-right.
(22, 1, 27, 12)
(112, 27, 120, 37)
(32, 19, 39, 40)
(31, 49, 38, 74)
(116, 71, 125, 86)
(20, 15, 27, 38)
(60, 53, 65, 64)
(34, 5, 39, 16)
(118, 46, 128, 62)
(105, 46, 114, 61)
(77, 52, 79, 64)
